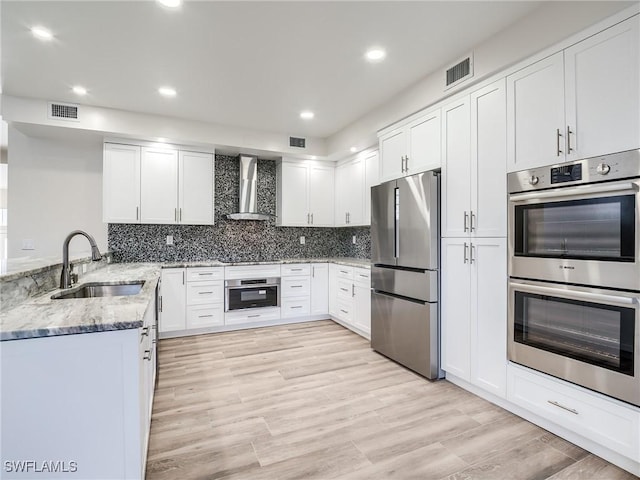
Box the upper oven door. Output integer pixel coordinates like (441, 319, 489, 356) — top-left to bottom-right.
(509, 179, 639, 290)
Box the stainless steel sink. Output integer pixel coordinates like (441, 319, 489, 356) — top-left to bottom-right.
(51, 281, 145, 299)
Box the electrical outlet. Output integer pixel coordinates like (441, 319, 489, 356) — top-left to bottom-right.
(82, 264, 87, 273)
(21, 239, 35, 250)
(352, 235, 357, 245)
(166, 235, 174, 246)
(299, 236, 305, 245)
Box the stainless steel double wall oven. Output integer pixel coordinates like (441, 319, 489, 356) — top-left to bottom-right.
(507, 149, 640, 407)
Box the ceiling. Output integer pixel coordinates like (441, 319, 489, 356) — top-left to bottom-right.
(1, 1, 546, 140)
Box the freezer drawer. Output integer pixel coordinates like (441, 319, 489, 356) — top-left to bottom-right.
(371, 291, 439, 379)
(372, 266, 437, 302)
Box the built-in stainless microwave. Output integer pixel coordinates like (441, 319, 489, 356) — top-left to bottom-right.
(225, 278, 280, 311)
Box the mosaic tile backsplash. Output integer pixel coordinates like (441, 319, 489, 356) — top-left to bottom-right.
(108, 155, 371, 263)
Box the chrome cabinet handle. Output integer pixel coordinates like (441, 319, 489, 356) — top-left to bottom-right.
(463, 242, 469, 264)
(405, 155, 409, 172)
(470, 243, 475, 264)
(291, 268, 302, 271)
(136, 206, 139, 221)
(400, 156, 404, 173)
(141, 327, 150, 337)
(159, 296, 163, 312)
(470, 211, 475, 232)
(182, 271, 185, 284)
(307, 213, 310, 224)
(463, 211, 469, 232)
(566, 125, 573, 153)
(340, 309, 349, 314)
(311, 213, 314, 224)
(144, 349, 152, 361)
(291, 285, 303, 288)
(179, 208, 182, 222)
(248, 314, 260, 318)
(548, 400, 578, 415)
(352, 284, 355, 297)
(556, 128, 563, 156)
(291, 305, 303, 309)
(198, 272, 213, 276)
(312, 266, 315, 278)
(198, 291, 213, 294)
(198, 314, 214, 318)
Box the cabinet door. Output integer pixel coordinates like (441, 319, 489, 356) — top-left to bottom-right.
(334, 162, 349, 227)
(310, 263, 329, 315)
(407, 109, 441, 174)
(441, 96, 471, 238)
(278, 162, 309, 226)
(470, 238, 507, 398)
(353, 284, 371, 337)
(441, 238, 471, 381)
(328, 264, 339, 317)
(346, 157, 365, 225)
(363, 151, 379, 226)
(159, 269, 186, 333)
(103, 143, 140, 223)
(141, 147, 179, 224)
(507, 52, 565, 171)
(179, 151, 214, 225)
(565, 17, 640, 160)
(308, 164, 334, 227)
(379, 128, 406, 182)
(471, 80, 507, 237)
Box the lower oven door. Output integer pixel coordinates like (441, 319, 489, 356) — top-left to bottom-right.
(508, 279, 639, 407)
(226, 284, 279, 311)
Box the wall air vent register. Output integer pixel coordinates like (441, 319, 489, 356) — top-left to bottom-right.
(48, 102, 80, 122)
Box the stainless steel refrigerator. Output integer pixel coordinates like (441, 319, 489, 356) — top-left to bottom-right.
(370, 170, 441, 379)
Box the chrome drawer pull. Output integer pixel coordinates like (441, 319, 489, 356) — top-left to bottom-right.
(141, 327, 150, 337)
(291, 268, 302, 271)
(291, 285, 303, 288)
(198, 291, 214, 294)
(198, 273, 214, 276)
(143, 349, 152, 361)
(340, 288, 349, 292)
(548, 400, 578, 415)
(248, 314, 260, 318)
(291, 306, 303, 309)
(198, 314, 214, 318)
(340, 309, 348, 314)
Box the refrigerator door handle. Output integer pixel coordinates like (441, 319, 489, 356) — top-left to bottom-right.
(394, 187, 400, 258)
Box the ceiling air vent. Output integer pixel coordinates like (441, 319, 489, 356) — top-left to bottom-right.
(289, 136, 306, 148)
(445, 54, 473, 90)
(48, 102, 80, 121)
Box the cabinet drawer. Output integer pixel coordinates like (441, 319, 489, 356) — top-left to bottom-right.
(353, 267, 371, 286)
(282, 263, 311, 276)
(336, 298, 354, 323)
(186, 267, 223, 282)
(281, 276, 311, 297)
(337, 279, 353, 299)
(224, 307, 281, 325)
(186, 282, 223, 305)
(281, 297, 311, 318)
(225, 264, 281, 280)
(336, 265, 354, 280)
(186, 305, 224, 329)
(508, 364, 640, 460)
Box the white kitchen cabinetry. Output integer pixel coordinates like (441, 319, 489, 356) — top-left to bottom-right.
(507, 16, 639, 171)
(335, 150, 380, 227)
(103, 143, 214, 225)
(103, 143, 141, 223)
(141, 147, 179, 224)
(310, 263, 329, 315)
(159, 267, 224, 337)
(441, 237, 507, 398)
(379, 108, 441, 183)
(328, 265, 371, 339)
(442, 80, 507, 238)
(352, 268, 371, 338)
(1, 300, 157, 479)
(277, 160, 334, 227)
(281, 263, 311, 318)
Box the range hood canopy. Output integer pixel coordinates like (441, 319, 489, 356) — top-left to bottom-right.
(226, 155, 275, 221)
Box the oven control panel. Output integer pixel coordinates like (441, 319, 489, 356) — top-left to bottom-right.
(507, 149, 640, 193)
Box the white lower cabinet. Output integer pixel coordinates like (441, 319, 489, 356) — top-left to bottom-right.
(159, 268, 186, 333)
(328, 264, 371, 339)
(224, 307, 281, 325)
(441, 237, 507, 397)
(310, 263, 329, 315)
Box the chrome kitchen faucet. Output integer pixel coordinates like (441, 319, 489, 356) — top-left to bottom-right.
(60, 230, 102, 289)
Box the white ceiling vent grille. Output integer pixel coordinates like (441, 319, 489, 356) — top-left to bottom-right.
(48, 102, 80, 122)
(445, 54, 473, 90)
(289, 136, 306, 148)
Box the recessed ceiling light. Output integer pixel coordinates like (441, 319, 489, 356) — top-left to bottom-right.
(157, 0, 182, 7)
(31, 26, 53, 41)
(350, 147, 358, 153)
(158, 87, 177, 97)
(300, 111, 314, 120)
(365, 48, 386, 62)
(72, 86, 87, 96)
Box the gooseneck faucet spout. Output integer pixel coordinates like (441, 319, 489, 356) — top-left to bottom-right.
(60, 230, 102, 289)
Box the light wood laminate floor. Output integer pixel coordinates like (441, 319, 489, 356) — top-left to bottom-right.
(146, 320, 636, 480)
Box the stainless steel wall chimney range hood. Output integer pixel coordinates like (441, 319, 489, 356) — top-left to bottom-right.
(226, 155, 275, 221)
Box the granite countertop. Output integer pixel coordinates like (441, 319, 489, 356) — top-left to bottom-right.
(0, 251, 112, 281)
(0, 263, 160, 341)
(163, 257, 371, 269)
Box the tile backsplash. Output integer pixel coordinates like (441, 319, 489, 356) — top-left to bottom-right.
(108, 155, 370, 263)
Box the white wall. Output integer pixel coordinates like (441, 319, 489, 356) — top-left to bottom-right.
(7, 125, 106, 258)
(326, 1, 637, 156)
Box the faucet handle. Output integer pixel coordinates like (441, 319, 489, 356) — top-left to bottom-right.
(70, 271, 78, 286)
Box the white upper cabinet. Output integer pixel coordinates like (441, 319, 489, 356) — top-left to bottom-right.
(179, 151, 214, 225)
(141, 147, 179, 224)
(507, 16, 639, 171)
(103, 142, 214, 225)
(335, 150, 380, 227)
(103, 143, 141, 223)
(277, 160, 334, 227)
(378, 107, 441, 183)
(363, 151, 380, 225)
(564, 16, 639, 160)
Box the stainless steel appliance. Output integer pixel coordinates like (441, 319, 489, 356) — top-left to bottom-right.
(507, 149, 640, 407)
(225, 278, 280, 311)
(226, 155, 275, 221)
(370, 170, 441, 380)
(508, 149, 640, 291)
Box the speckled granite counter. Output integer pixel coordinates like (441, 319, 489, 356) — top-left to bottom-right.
(162, 257, 371, 269)
(0, 263, 160, 341)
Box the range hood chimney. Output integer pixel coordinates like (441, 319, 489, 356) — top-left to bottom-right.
(226, 155, 275, 221)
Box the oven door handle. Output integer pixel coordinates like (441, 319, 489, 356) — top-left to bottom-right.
(509, 182, 637, 203)
(510, 281, 638, 306)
